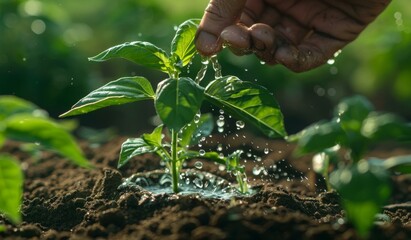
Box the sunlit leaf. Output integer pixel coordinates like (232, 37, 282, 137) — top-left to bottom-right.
(330, 162, 391, 238)
(0, 154, 23, 224)
(361, 112, 411, 141)
(171, 19, 200, 67)
(205, 76, 286, 138)
(155, 77, 204, 131)
(89, 41, 172, 73)
(289, 120, 345, 155)
(369, 156, 411, 174)
(179, 113, 214, 148)
(142, 125, 164, 148)
(118, 138, 158, 168)
(181, 150, 225, 165)
(334, 95, 374, 133)
(0, 95, 46, 121)
(60, 76, 155, 117)
(4, 115, 90, 168)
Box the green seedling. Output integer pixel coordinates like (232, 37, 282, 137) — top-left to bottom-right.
(289, 95, 411, 237)
(61, 19, 286, 194)
(0, 95, 89, 228)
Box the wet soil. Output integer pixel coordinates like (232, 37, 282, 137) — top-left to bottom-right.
(0, 134, 410, 240)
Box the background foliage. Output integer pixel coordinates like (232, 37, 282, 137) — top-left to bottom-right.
(1, 0, 410, 134)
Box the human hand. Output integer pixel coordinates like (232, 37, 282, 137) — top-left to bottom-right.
(195, 0, 391, 72)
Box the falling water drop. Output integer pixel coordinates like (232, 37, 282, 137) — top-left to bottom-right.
(194, 112, 201, 123)
(236, 120, 245, 129)
(194, 161, 203, 169)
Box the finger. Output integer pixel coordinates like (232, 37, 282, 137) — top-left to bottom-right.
(221, 24, 252, 56)
(196, 0, 246, 56)
(275, 33, 345, 72)
(249, 23, 277, 64)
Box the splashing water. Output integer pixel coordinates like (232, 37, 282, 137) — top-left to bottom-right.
(118, 170, 256, 199)
(210, 55, 222, 79)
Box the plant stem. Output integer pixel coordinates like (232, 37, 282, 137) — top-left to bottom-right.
(171, 129, 179, 193)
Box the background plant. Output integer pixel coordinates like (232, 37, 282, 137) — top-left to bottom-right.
(61, 19, 286, 194)
(289, 95, 411, 237)
(2, 1, 409, 135)
(0, 95, 90, 229)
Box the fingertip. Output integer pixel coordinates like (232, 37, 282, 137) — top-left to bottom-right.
(275, 46, 325, 72)
(195, 30, 222, 56)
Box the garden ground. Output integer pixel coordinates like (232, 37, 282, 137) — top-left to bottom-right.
(1, 134, 410, 240)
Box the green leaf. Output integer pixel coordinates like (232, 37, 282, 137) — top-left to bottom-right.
(361, 112, 411, 141)
(330, 162, 391, 237)
(4, 115, 90, 168)
(205, 76, 286, 138)
(369, 156, 411, 174)
(181, 150, 225, 165)
(171, 19, 200, 67)
(0, 95, 46, 121)
(289, 120, 345, 155)
(155, 77, 204, 131)
(179, 113, 214, 148)
(89, 41, 172, 73)
(0, 154, 23, 224)
(60, 76, 155, 117)
(226, 150, 244, 172)
(142, 125, 164, 148)
(118, 138, 158, 168)
(334, 95, 374, 133)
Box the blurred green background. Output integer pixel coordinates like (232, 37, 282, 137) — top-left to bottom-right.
(1, 0, 410, 135)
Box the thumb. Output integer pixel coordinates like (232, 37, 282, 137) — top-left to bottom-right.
(196, 0, 246, 56)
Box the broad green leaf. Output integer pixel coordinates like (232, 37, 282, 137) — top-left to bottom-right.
(142, 125, 164, 148)
(60, 77, 155, 117)
(179, 113, 214, 148)
(118, 138, 158, 168)
(0, 95, 46, 121)
(89, 41, 172, 73)
(0, 154, 23, 223)
(205, 76, 286, 138)
(369, 156, 411, 174)
(181, 150, 225, 165)
(334, 95, 374, 133)
(0, 225, 5, 232)
(4, 115, 90, 168)
(330, 162, 391, 237)
(361, 113, 411, 141)
(155, 77, 204, 131)
(289, 121, 345, 155)
(171, 19, 200, 67)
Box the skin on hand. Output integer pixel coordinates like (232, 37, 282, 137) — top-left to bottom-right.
(196, 0, 392, 72)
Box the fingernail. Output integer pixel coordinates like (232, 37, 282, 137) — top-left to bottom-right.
(196, 31, 219, 56)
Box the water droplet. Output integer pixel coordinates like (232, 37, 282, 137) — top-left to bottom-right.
(199, 150, 205, 156)
(252, 166, 263, 175)
(236, 120, 245, 129)
(194, 113, 201, 123)
(217, 119, 225, 127)
(218, 164, 226, 171)
(264, 148, 269, 154)
(218, 127, 224, 133)
(194, 161, 203, 169)
(193, 178, 203, 188)
(217, 144, 223, 152)
(260, 61, 266, 65)
(219, 109, 224, 114)
(327, 59, 335, 65)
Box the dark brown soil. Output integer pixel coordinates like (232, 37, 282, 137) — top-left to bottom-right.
(1, 134, 410, 240)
